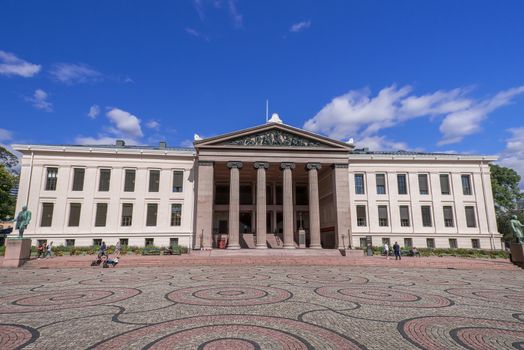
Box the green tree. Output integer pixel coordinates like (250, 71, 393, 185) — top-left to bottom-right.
(0, 146, 19, 220)
(490, 164, 522, 211)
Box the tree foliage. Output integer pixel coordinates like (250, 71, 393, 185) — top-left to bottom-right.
(490, 164, 522, 211)
(0, 146, 19, 220)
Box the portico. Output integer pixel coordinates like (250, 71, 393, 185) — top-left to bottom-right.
(194, 122, 353, 250)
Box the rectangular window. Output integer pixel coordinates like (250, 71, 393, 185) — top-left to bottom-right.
(418, 174, 429, 195)
(443, 206, 454, 227)
(449, 238, 458, 249)
(124, 169, 136, 192)
(45, 167, 58, 191)
(426, 238, 435, 248)
(149, 170, 160, 192)
(276, 185, 283, 205)
(376, 174, 386, 194)
(240, 185, 253, 205)
(68, 203, 81, 227)
(404, 238, 413, 247)
(382, 237, 390, 245)
(146, 203, 158, 226)
(465, 206, 477, 227)
(93, 239, 102, 247)
(295, 185, 308, 205)
(66, 239, 75, 247)
(359, 237, 367, 248)
(145, 238, 154, 246)
(171, 204, 182, 226)
(121, 203, 133, 226)
(421, 205, 432, 227)
(266, 185, 273, 205)
(378, 205, 389, 226)
(440, 174, 451, 195)
(399, 205, 410, 227)
(356, 205, 367, 226)
(354, 174, 365, 194)
(215, 184, 230, 205)
(170, 237, 179, 247)
(173, 171, 183, 192)
(40, 203, 54, 227)
(397, 174, 407, 195)
(461, 175, 472, 195)
(119, 238, 129, 247)
(72, 168, 85, 191)
(99, 169, 111, 191)
(95, 203, 108, 227)
(471, 239, 480, 249)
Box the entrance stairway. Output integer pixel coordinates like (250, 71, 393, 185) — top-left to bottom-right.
(266, 234, 283, 248)
(240, 233, 256, 249)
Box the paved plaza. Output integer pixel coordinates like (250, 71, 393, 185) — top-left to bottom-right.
(1, 261, 523, 349)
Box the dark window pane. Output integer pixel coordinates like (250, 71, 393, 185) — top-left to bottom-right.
(266, 185, 273, 205)
(376, 174, 386, 194)
(124, 170, 136, 192)
(173, 171, 183, 192)
(355, 174, 365, 194)
(72, 168, 85, 191)
(471, 239, 480, 249)
(171, 204, 182, 226)
(421, 206, 432, 227)
(418, 174, 429, 195)
(240, 185, 252, 205)
(356, 205, 367, 226)
(146, 203, 158, 226)
(45, 167, 58, 191)
(68, 203, 81, 227)
(95, 203, 108, 227)
(397, 174, 407, 195)
(149, 170, 160, 192)
(121, 203, 133, 226)
(404, 238, 413, 247)
(440, 174, 450, 195)
(295, 185, 308, 205)
(465, 206, 476, 227)
(461, 175, 472, 195)
(40, 203, 54, 227)
(276, 185, 283, 205)
(399, 205, 410, 227)
(449, 238, 458, 248)
(378, 205, 388, 226)
(426, 238, 435, 248)
(215, 185, 229, 205)
(443, 206, 454, 227)
(99, 169, 111, 191)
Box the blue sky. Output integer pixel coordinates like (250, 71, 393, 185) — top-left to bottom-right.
(1, 1, 524, 183)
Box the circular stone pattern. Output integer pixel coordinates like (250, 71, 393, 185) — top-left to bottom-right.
(399, 316, 524, 350)
(80, 274, 172, 286)
(190, 272, 270, 283)
(446, 288, 524, 305)
(0, 324, 39, 350)
(0, 274, 69, 286)
(0, 288, 140, 313)
(315, 287, 452, 308)
(287, 273, 368, 285)
(90, 315, 363, 349)
(166, 286, 291, 306)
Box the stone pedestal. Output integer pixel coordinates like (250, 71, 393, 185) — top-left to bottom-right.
(3, 238, 32, 268)
(510, 243, 524, 266)
(298, 229, 306, 248)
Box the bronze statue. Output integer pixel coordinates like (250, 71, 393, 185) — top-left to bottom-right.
(14, 206, 32, 238)
(510, 215, 524, 244)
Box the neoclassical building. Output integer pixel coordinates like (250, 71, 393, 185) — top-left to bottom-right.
(13, 119, 501, 250)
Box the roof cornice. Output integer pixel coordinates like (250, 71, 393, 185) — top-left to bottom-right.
(12, 144, 195, 157)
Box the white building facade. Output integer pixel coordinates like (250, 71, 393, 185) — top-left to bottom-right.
(13, 122, 501, 250)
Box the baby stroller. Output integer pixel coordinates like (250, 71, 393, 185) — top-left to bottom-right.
(103, 257, 119, 268)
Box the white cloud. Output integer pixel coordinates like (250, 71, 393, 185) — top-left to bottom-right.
(106, 108, 143, 138)
(355, 136, 409, 151)
(146, 120, 160, 130)
(498, 127, 524, 189)
(192, 0, 243, 28)
(26, 89, 53, 112)
(290, 20, 311, 33)
(74, 136, 125, 145)
(87, 105, 100, 119)
(50, 63, 102, 84)
(227, 0, 243, 28)
(304, 85, 524, 149)
(0, 128, 13, 142)
(185, 27, 210, 41)
(0, 50, 41, 77)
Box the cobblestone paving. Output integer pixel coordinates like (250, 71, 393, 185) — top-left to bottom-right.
(1, 265, 523, 349)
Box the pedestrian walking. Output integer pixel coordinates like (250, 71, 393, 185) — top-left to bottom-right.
(383, 242, 390, 260)
(393, 241, 401, 260)
(98, 241, 107, 258)
(114, 241, 121, 257)
(46, 241, 53, 258)
(36, 243, 44, 259)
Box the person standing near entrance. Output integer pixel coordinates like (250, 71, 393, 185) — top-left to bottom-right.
(393, 241, 401, 260)
(383, 242, 390, 260)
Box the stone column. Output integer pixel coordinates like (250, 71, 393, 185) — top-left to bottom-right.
(332, 164, 351, 250)
(281, 162, 296, 249)
(195, 161, 214, 249)
(254, 162, 269, 248)
(307, 163, 322, 249)
(227, 161, 243, 249)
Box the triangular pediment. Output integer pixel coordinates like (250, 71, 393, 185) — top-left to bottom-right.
(194, 123, 353, 151)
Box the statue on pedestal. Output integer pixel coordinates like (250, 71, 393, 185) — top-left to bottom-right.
(510, 215, 524, 244)
(14, 206, 32, 238)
